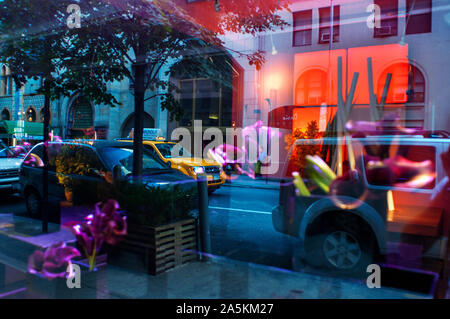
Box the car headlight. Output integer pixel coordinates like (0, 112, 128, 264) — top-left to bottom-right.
(192, 166, 204, 175)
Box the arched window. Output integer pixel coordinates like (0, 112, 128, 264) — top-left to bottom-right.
(26, 107, 37, 122)
(1, 108, 11, 121)
(7, 75, 13, 95)
(377, 63, 425, 128)
(120, 112, 155, 137)
(67, 95, 94, 138)
(295, 69, 328, 106)
(39, 108, 52, 124)
(0, 66, 6, 96)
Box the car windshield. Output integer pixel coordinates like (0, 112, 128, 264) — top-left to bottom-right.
(155, 143, 191, 159)
(99, 147, 168, 175)
(0, 141, 20, 158)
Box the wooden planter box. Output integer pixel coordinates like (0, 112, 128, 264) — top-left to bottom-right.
(116, 218, 198, 275)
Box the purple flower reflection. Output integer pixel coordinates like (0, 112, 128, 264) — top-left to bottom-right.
(64, 199, 127, 270)
(28, 242, 80, 279)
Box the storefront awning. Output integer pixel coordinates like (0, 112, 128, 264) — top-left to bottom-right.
(0, 120, 45, 140)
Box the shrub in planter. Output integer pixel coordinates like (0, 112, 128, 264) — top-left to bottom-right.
(54, 143, 102, 205)
(117, 182, 197, 227)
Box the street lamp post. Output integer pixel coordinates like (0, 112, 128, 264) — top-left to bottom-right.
(42, 77, 50, 233)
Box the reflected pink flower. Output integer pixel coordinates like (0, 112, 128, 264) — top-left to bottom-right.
(23, 155, 37, 166)
(64, 199, 127, 270)
(209, 143, 245, 165)
(346, 113, 418, 137)
(8, 146, 27, 158)
(89, 200, 127, 245)
(346, 120, 378, 135)
(366, 156, 435, 189)
(28, 242, 80, 279)
(384, 156, 433, 180)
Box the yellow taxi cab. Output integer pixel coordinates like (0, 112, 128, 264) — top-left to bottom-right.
(118, 137, 226, 192)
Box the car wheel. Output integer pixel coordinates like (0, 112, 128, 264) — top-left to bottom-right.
(25, 189, 42, 218)
(208, 187, 217, 194)
(305, 224, 374, 278)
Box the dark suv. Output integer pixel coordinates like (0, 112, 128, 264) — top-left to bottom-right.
(19, 140, 198, 217)
(273, 135, 449, 278)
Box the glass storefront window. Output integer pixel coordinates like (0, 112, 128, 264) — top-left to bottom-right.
(0, 0, 448, 301)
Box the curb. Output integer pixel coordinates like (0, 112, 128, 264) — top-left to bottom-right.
(221, 182, 280, 190)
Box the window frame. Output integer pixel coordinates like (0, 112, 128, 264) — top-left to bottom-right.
(318, 5, 340, 44)
(178, 77, 227, 127)
(376, 63, 426, 128)
(373, 0, 399, 38)
(361, 142, 437, 191)
(1, 108, 11, 121)
(25, 106, 37, 122)
(405, 0, 432, 35)
(292, 9, 313, 47)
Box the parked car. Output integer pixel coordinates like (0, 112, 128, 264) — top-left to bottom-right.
(117, 138, 225, 193)
(272, 134, 449, 278)
(0, 140, 23, 193)
(19, 140, 198, 217)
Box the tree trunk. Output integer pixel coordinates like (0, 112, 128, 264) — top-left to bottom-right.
(42, 78, 50, 232)
(132, 62, 147, 180)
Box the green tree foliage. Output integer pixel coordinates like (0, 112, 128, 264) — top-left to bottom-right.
(1, 0, 287, 177)
(0, 0, 119, 105)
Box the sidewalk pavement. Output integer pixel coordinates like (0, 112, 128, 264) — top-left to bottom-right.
(221, 175, 283, 190)
(77, 258, 429, 299)
(0, 213, 430, 299)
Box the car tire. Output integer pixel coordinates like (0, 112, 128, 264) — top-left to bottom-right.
(25, 188, 42, 218)
(304, 223, 374, 278)
(208, 187, 217, 194)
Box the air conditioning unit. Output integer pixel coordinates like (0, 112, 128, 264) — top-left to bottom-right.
(320, 32, 331, 42)
(377, 25, 394, 36)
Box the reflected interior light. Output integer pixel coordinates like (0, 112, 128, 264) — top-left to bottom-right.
(387, 190, 395, 212)
(271, 45, 278, 56)
(395, 172, 436, 189)
(266, 73, 282, 90)
(387, 190, 395, 222)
